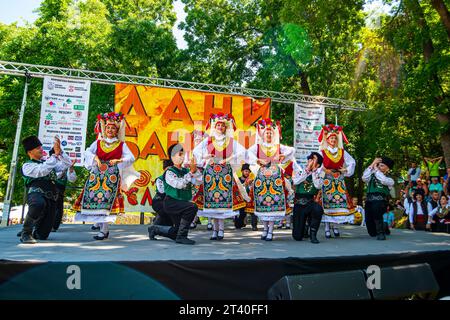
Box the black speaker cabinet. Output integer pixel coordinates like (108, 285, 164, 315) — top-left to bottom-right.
(371, 263, 439, 300)
(268, 270, 371, 300)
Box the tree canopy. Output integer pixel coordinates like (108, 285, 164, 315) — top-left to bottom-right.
(0, 0, 449, 203)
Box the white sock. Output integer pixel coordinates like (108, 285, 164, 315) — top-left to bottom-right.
(262, 221, 268, 237)
(324, 222, 330, 232)
(208, 218, 212, 225)
(218, 229, 224, 238)
(213, 219, 219, 231)
(218, 219, 224, 231)
(211, 230, 218, 238)
(101, 222, 109, 233)
(268, 221, 274, 233)
(286, 216, 291, 227)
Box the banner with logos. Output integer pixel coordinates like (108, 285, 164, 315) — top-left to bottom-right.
(115, 84, 271, 212)
(293, 103, 325, 168)
(38, 76, 91, 166)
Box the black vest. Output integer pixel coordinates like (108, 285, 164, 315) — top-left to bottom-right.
(412, 201, 428, 224)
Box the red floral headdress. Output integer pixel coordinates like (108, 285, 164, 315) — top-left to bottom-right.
(256, 118, 282, 140)
(205, 112, 237, 131)
(318, 124, 348, 150)
(94, 112, 125, 141)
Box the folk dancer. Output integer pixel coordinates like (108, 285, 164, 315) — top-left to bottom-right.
(246, 118, 295, 241)
(292, 152, 324, 243)
(193, 113, 250, 241)
(362, 157, 395, 240)
(73, 112, 139, 240)
(318, 124, 356, 238)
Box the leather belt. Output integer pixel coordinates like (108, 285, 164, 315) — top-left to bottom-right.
(28, 187, 58, 201)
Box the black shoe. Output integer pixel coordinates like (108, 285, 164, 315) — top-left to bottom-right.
(93, 231, 109, 240)
(52, 228, 57, 232)
(148, 225, 158, 240)
(91, 225, 100, 231)
(207, 223, 213, 231)
(17, 231, 22, 237)
(265, 232, 273, 241)
(176, 237, 196, 245)
(252, 226, 258, 231)
(261, 231, 267, 240)
(333, 228, 340, 237)
(310, 229, 320, 244)
(377, 233, 386, 240)
(20, 233, 37, 244)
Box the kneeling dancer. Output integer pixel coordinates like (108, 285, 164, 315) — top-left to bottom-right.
(292, 152, 324, 243)
(162, 143, 202, 244)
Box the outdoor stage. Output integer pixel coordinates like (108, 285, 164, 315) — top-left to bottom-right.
(1, 224, 450, 299)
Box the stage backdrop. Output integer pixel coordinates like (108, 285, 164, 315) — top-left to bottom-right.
(115, 84, 271, 213)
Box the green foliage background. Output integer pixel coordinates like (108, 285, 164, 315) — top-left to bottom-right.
(0, 0, 449, 204)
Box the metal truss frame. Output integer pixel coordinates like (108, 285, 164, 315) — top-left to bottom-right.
(0, 60, 366, 110)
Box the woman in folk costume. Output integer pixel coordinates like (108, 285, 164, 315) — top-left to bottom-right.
(246, 118, 295, 241)
(74, 112, 139, 240)
(318, 124, 356, 238)
(193, 112, 250, 240)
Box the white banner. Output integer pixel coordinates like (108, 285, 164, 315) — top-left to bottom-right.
(38, 76, 91, 166)
(294, 103, 325, 168)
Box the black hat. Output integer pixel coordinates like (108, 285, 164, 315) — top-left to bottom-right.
(307, 152, 323, 166)
(381, 157, 394, 170)
(167, 143, 184, 160)
(162, 159, 173, 170)
(22, 136, 42, 152)
(241, 163, 250, 171)
(413, 188, 425, 199)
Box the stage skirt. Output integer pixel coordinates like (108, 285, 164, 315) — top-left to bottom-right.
(252, 165, 288, 222)
(321, 171, 353, 224)
(73, 161, 123, 223)
(194, 163, 246, 219)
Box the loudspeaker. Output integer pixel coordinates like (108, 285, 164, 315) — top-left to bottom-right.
(371, 263, 439, 300)
(268, 270, 371, 300)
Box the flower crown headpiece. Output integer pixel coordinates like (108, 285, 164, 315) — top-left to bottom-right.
(318, 124, 349, 144)
(256, 118, 282, 140)
(97, 112, 124, 123)
(205, 112, 237, 131)
(94, 112, 125, 140)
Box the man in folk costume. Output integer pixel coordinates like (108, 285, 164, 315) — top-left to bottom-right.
(246, 118, 296, 241)
(18, 136, 73, 243)
(362, 157, 395, 240)
(292, 152, 324, 244)
(159, 143, 203, 244)
(193, 112, 250, 241)
(234, 163, 255, 230)
(49, 147, 77, 232)
(318, 124, 356, 238)
(148, 159, 175, 240)
(183, 129, 206, 229)
(73, 112, 139, 240)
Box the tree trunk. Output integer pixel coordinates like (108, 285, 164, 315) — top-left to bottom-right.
(438, 113, 450, 167)
(431, 0, 450, 40)
(299, 71, 312, 95)
(405, 0, 450, 168)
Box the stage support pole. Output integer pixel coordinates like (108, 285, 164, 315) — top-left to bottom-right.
(1, 72, 31, 227)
